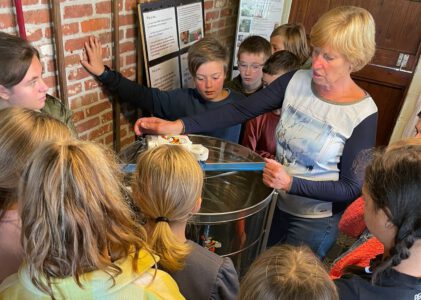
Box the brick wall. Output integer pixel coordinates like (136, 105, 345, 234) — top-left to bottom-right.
(0, 0, 239, 148)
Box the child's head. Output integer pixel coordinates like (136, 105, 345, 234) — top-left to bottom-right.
(0, 107, 71, 215)
(19, 139, 147, 297)
(188, 37, 229, 101)
(239, 244, 338, 300)
(363, 138, 421, 281)
(262, 50, 301, 87)
(0, 32, 49, 110)
(132, 144, 204, 271)
(270, 23, 310, 65)
(236, 35, 271, 93)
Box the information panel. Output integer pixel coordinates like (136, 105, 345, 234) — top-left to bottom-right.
(139, 0, 204, 90)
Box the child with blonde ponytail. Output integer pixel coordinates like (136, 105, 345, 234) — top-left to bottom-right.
(132, 145, 239, 300)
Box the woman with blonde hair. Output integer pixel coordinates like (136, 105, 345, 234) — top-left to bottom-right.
(335, 138, 421, 299)
(270, 23, 311, 68)
(0, 140, 183, 299)
(132, 145, 239, 300)
(134, 6, 378, 259)
(0, 107, 72, 283)
(239, 244, 338, 300)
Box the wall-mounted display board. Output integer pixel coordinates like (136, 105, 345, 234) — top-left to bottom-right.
(138, 0, 204, 90)
(231, 0, 284, 78)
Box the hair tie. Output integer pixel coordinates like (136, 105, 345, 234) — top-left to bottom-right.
(155, 216, 170, 223)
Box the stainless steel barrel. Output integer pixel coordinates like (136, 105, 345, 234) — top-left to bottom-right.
(119, 135, 275, 276)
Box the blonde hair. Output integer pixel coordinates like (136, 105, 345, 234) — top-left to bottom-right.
(270, 23, 310, 65)
(310, 6, 376, 72)
(18, 140, 148, 299)
(132, 145, 203, 272)
(0, 107, 71, 218)
(188, 37, 229, 77)
(239, 245, 339, 300)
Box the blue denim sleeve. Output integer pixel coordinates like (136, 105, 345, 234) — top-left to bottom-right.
(289, 112, 378, 203)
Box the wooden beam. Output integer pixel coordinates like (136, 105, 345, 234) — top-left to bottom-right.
(112, 0, 122, 152)
(51, 0, 68, 108)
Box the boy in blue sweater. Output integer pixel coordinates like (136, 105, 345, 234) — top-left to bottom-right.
(82, 36, 244, 143)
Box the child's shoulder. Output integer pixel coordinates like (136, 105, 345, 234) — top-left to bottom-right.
(186, 240, 224, 266)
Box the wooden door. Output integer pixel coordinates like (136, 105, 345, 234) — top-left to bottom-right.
(289, 0, 421, 146)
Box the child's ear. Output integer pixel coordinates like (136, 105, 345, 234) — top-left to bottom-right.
(192, 197, 202, 213)
(0, 85, 11, 100)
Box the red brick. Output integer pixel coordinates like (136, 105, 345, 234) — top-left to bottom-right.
(126, 27, 136, 39)
(221, 8, 232, 17)
(76, 117, 100, 133)
(0, 14, 15, 29)
(24, 9, 50, 24)
(65, 54, 82, 67)
(88, 123, 111, 139)
(70, 97, 81, 110)
(62, 23, 79, 35)
(68, 67, 89, 81)
(81, 92, 98, 106)
(71, 110, 85, 123)
(206, 11, 219, 22)
(119, 15, 134, 26)
(120, 41, 135, 53)
(27, 29, 43, 42)
(96, 1, 111, 14)
(125, 0, 138, 11)
(126, 54, 137, 65)
(64, 4, 93, 19)
(213, 19, 225, 29)
(205, 23, 212, 33)
(43, 76, 57, 89)
(22, 0, 39, 4)
(99, 91, 110, 101)
(101, 111, 113, 123)
(67, 82, 82, 96)
(86, 101, 111, 117)
(98, 32, 112, 44)
(0, 2, 12, 8)
(46, 59, 56, 73)
(84, 79, 99, 91)
(81, 18, 110, 33)
(204, 1, 213, 10)
(105, 133, 113, 145)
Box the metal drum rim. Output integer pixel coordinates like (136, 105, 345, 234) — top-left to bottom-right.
(189, 189, 274, 224)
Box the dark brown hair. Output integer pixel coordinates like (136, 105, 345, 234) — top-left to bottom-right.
(262, 50, 301, 75)
(237, 35, 271, 61)
(0, 32, 39, 89)
(364, 138, 421, 282)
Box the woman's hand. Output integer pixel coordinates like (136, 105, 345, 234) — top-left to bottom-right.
(134, 117, 184, 136)
(81, 36, 105, 76)
(263, 158, 292, 192)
